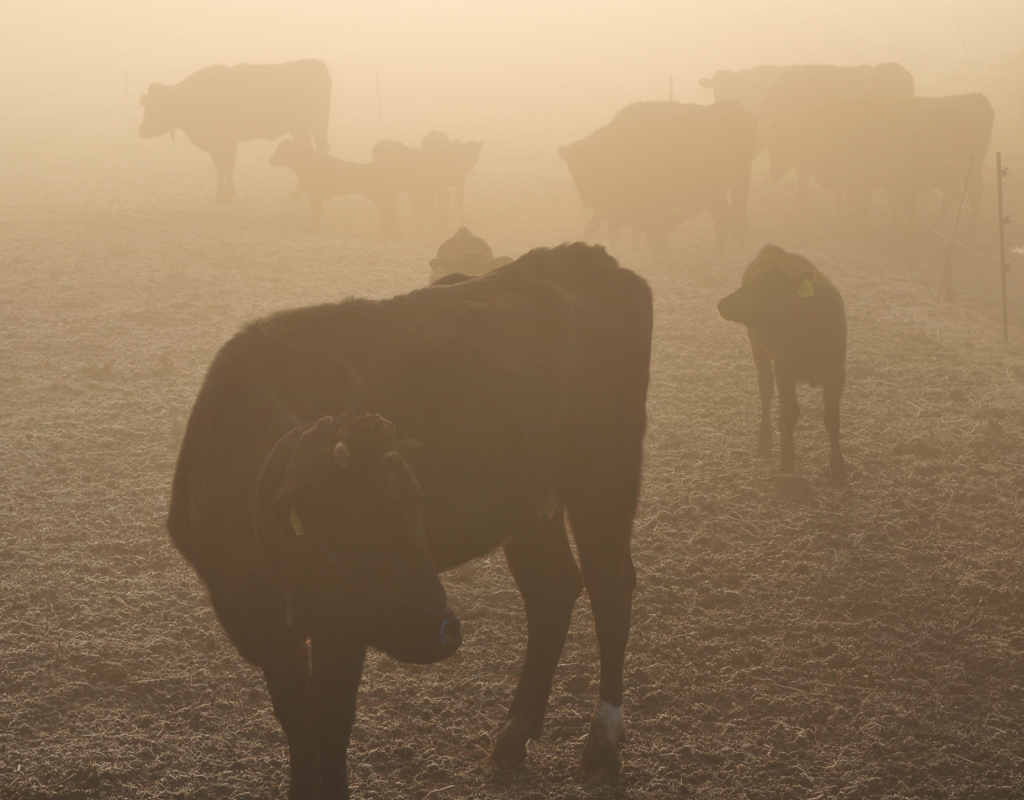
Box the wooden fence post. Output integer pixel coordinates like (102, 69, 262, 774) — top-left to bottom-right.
(997, 152, 1010, 340)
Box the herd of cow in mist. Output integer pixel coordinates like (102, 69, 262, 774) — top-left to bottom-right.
(132, 56, 991, 799)
(139, 59, 994, 250)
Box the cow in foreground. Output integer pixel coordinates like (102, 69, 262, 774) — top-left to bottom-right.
(268, 139, 399, 237)
(559, 100, 756, 252)
(139, 60, 332, 202)
(428, 227, 513, 285)
(718, 244, 847, 485)
(168, 243, 653, 798)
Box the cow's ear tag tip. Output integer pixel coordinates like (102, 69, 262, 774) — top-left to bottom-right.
(798, 279, 815, 298)
(290, 505, 307, 537)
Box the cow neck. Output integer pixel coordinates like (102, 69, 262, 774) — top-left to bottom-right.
(251, 427, 452, 621)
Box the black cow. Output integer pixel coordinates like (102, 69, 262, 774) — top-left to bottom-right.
(168, 243, 653, 798)
(139, 60, 332, 202)
(428, 227, 513, 285)
(718, 245, 847, 485)
(268, 139, 399, 238)
(559, 100, 756, 252)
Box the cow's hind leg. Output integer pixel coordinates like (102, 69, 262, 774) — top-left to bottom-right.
(566, 462, 641, 781)
(777, 370, 800, 474)
(211, 144, 237, 203)
(491, 511, 583, 769)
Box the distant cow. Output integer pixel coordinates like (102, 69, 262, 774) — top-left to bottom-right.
(139, 60, 332, 202)
(718, 244, 847, 485)
(766, 93, 994, 232)
(428, 228, 513, 284)
(168, 243, 653, 798)
(698, 65, 789, 118)
(559, 100, 757, 252)
(268, 139, 399, 238)
(701, 63, 914, 204)
(371, 139, 442, 239)
(421, 131, 483, 228)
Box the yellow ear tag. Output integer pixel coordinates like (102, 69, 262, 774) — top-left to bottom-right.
(798, 279, 815, 298)
(290, 505, 307, 537)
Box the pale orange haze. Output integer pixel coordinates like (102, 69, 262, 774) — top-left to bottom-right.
(3, 0, 1024, 172)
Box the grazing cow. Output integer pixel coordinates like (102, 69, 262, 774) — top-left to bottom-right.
(168, 243, 653, 798)
(421, 131, 484, 229)
(701, 63, 914, 205)
(428, 227, 513, 285)
(766, 93, 994, 232)
(268, 139, 399, 238)
(559, 100, 757, 252)
(139, 60, 332, 202)
(718, 245, 847, 485)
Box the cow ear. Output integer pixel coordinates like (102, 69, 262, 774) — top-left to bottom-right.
(698, 78, 713, 88)
(139, 95, 148, 107)
(557, 145, 568, 159)
(395, 439, 422, 468)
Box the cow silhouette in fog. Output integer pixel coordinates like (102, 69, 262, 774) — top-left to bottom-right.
(700, 63, 914, 207)
(372, 133, 482, 241)
(718, 245, 847, 485)
(168, 244, 652, 798)
(268, 139, 399, 238)
(560, 100, 756, 253)
(139, 60, 332, 203)
(421, 131, 483, 229)
(766, 93, 994, 234)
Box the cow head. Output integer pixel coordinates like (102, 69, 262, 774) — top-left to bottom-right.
(263, 413, 460, 664)
(718, 245, 817, 332)
(696, 70, 733, 102)
(138, 83, 178, 139)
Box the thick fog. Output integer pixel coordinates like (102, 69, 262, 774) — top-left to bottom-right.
(4, 0, 1023, 173)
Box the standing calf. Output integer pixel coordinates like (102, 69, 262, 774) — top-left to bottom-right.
(718, 244, 847, 485)
(269, 139, 399, 238)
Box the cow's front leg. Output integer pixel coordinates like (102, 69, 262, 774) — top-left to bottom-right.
(211, 143, 237, 203)
(491, 510, 583, 769)
(262, 643, 318, 799)
(309, 635, 367, 800)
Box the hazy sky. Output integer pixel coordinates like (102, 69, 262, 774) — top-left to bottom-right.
(4, 1, 1022, 167)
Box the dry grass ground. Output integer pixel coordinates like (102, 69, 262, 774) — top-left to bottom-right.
(3, 141, 1024, 799)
